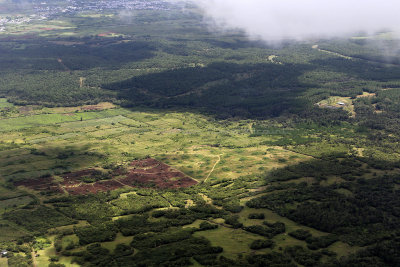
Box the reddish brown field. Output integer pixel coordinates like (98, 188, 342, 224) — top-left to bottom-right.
(60, 169, 98, 186)
(98, 32, 114, 37)
(81, 106, 101, 111)
(14, 158, 197, 195)
(14, 177, 63, 194)
(63, 180, 122, 195)
(60, 169, 120, 195)
(120, 158, 198, 189)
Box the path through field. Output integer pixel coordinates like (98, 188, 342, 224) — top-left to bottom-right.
(312, 44, 400, 66)
(204, 154, 222, 182)
(31, 249, 37, 267)
(57, 58, 71, 71)
(312, 45, 352, 59)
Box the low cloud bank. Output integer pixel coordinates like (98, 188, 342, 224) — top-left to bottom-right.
(171, 0, 400, 41)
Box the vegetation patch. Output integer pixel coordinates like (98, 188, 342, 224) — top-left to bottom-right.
(3, 206, 76, 234)
(118, 158, 198, 189)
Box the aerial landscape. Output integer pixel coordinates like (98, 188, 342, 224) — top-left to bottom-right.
(0, 0, 399, 266)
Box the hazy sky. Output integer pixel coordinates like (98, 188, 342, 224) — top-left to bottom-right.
(172, 0, 400, 41)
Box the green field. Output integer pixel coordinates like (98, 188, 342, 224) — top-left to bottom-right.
(194, 226, 264, 259)
(0, 98, 13, 108)
(0, 101, 397, 266)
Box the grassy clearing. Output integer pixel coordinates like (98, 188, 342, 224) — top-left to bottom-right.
(329, 241, 362, 257)
(62, 234, 79, 250)
(193, 226, 262, 259)
(236, 207, 340, 252)
(40, 102, 116, 114)
(183, 219, 205, 229)
(0, 98, 13, 108)
(35, 236, 79, 267)
(101, 233, 134, 252)
(0, 257, 8, 266)
(316, 96, 355, 116)
(159, 145, 309, 182)
(239, 207, 328, 237)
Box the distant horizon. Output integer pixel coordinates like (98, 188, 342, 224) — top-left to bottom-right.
(169, 0, 400, 42)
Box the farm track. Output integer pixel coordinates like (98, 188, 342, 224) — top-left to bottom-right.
(57, 58, 71, 72)
(31, 249, 37, 267)
(282, 147, 320, 160)
(313, 45, 400, 66)
(167, 79, 229, 99)
(114, 179, 133, 188)
(157, 192, 173, 208)
(204, 154, 222, 183)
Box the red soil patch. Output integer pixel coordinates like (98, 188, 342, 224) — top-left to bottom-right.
(19, 106, 34, 115)
(63, 180, 122, 195)
(60, 169, 124, 195)
(81, 106, 101, 111)
(120, 158, 198, 189)
(14, 159, 196, 195)
(60, 169, 97, 186)
(98, 32, 115, 37)
(14, 177, 63, 194)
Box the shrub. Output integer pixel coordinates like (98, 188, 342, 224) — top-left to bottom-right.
(199, 221, 218, 231)
(289, 229, 312, 240)
(250, 239, 275, 250)
(248, 213, 265, 219)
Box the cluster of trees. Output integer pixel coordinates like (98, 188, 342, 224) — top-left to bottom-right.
(244, 221, 285, 239)
(247, 154, 400, 251)
(3, 206, 76, 234)
(75, 223, 118, 245)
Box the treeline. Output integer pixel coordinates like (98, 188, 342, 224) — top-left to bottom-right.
(318, 39, 400, 66)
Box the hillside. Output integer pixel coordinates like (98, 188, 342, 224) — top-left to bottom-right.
(0, 1, 399, 267)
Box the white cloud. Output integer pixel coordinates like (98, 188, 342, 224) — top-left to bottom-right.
(172, 0, 400, 41)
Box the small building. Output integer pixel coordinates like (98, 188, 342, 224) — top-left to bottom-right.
(1, 250, 8, 257)
(337, 101, 346, 106)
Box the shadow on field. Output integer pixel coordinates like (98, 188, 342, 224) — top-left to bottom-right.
(103, 62, 316, 119)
